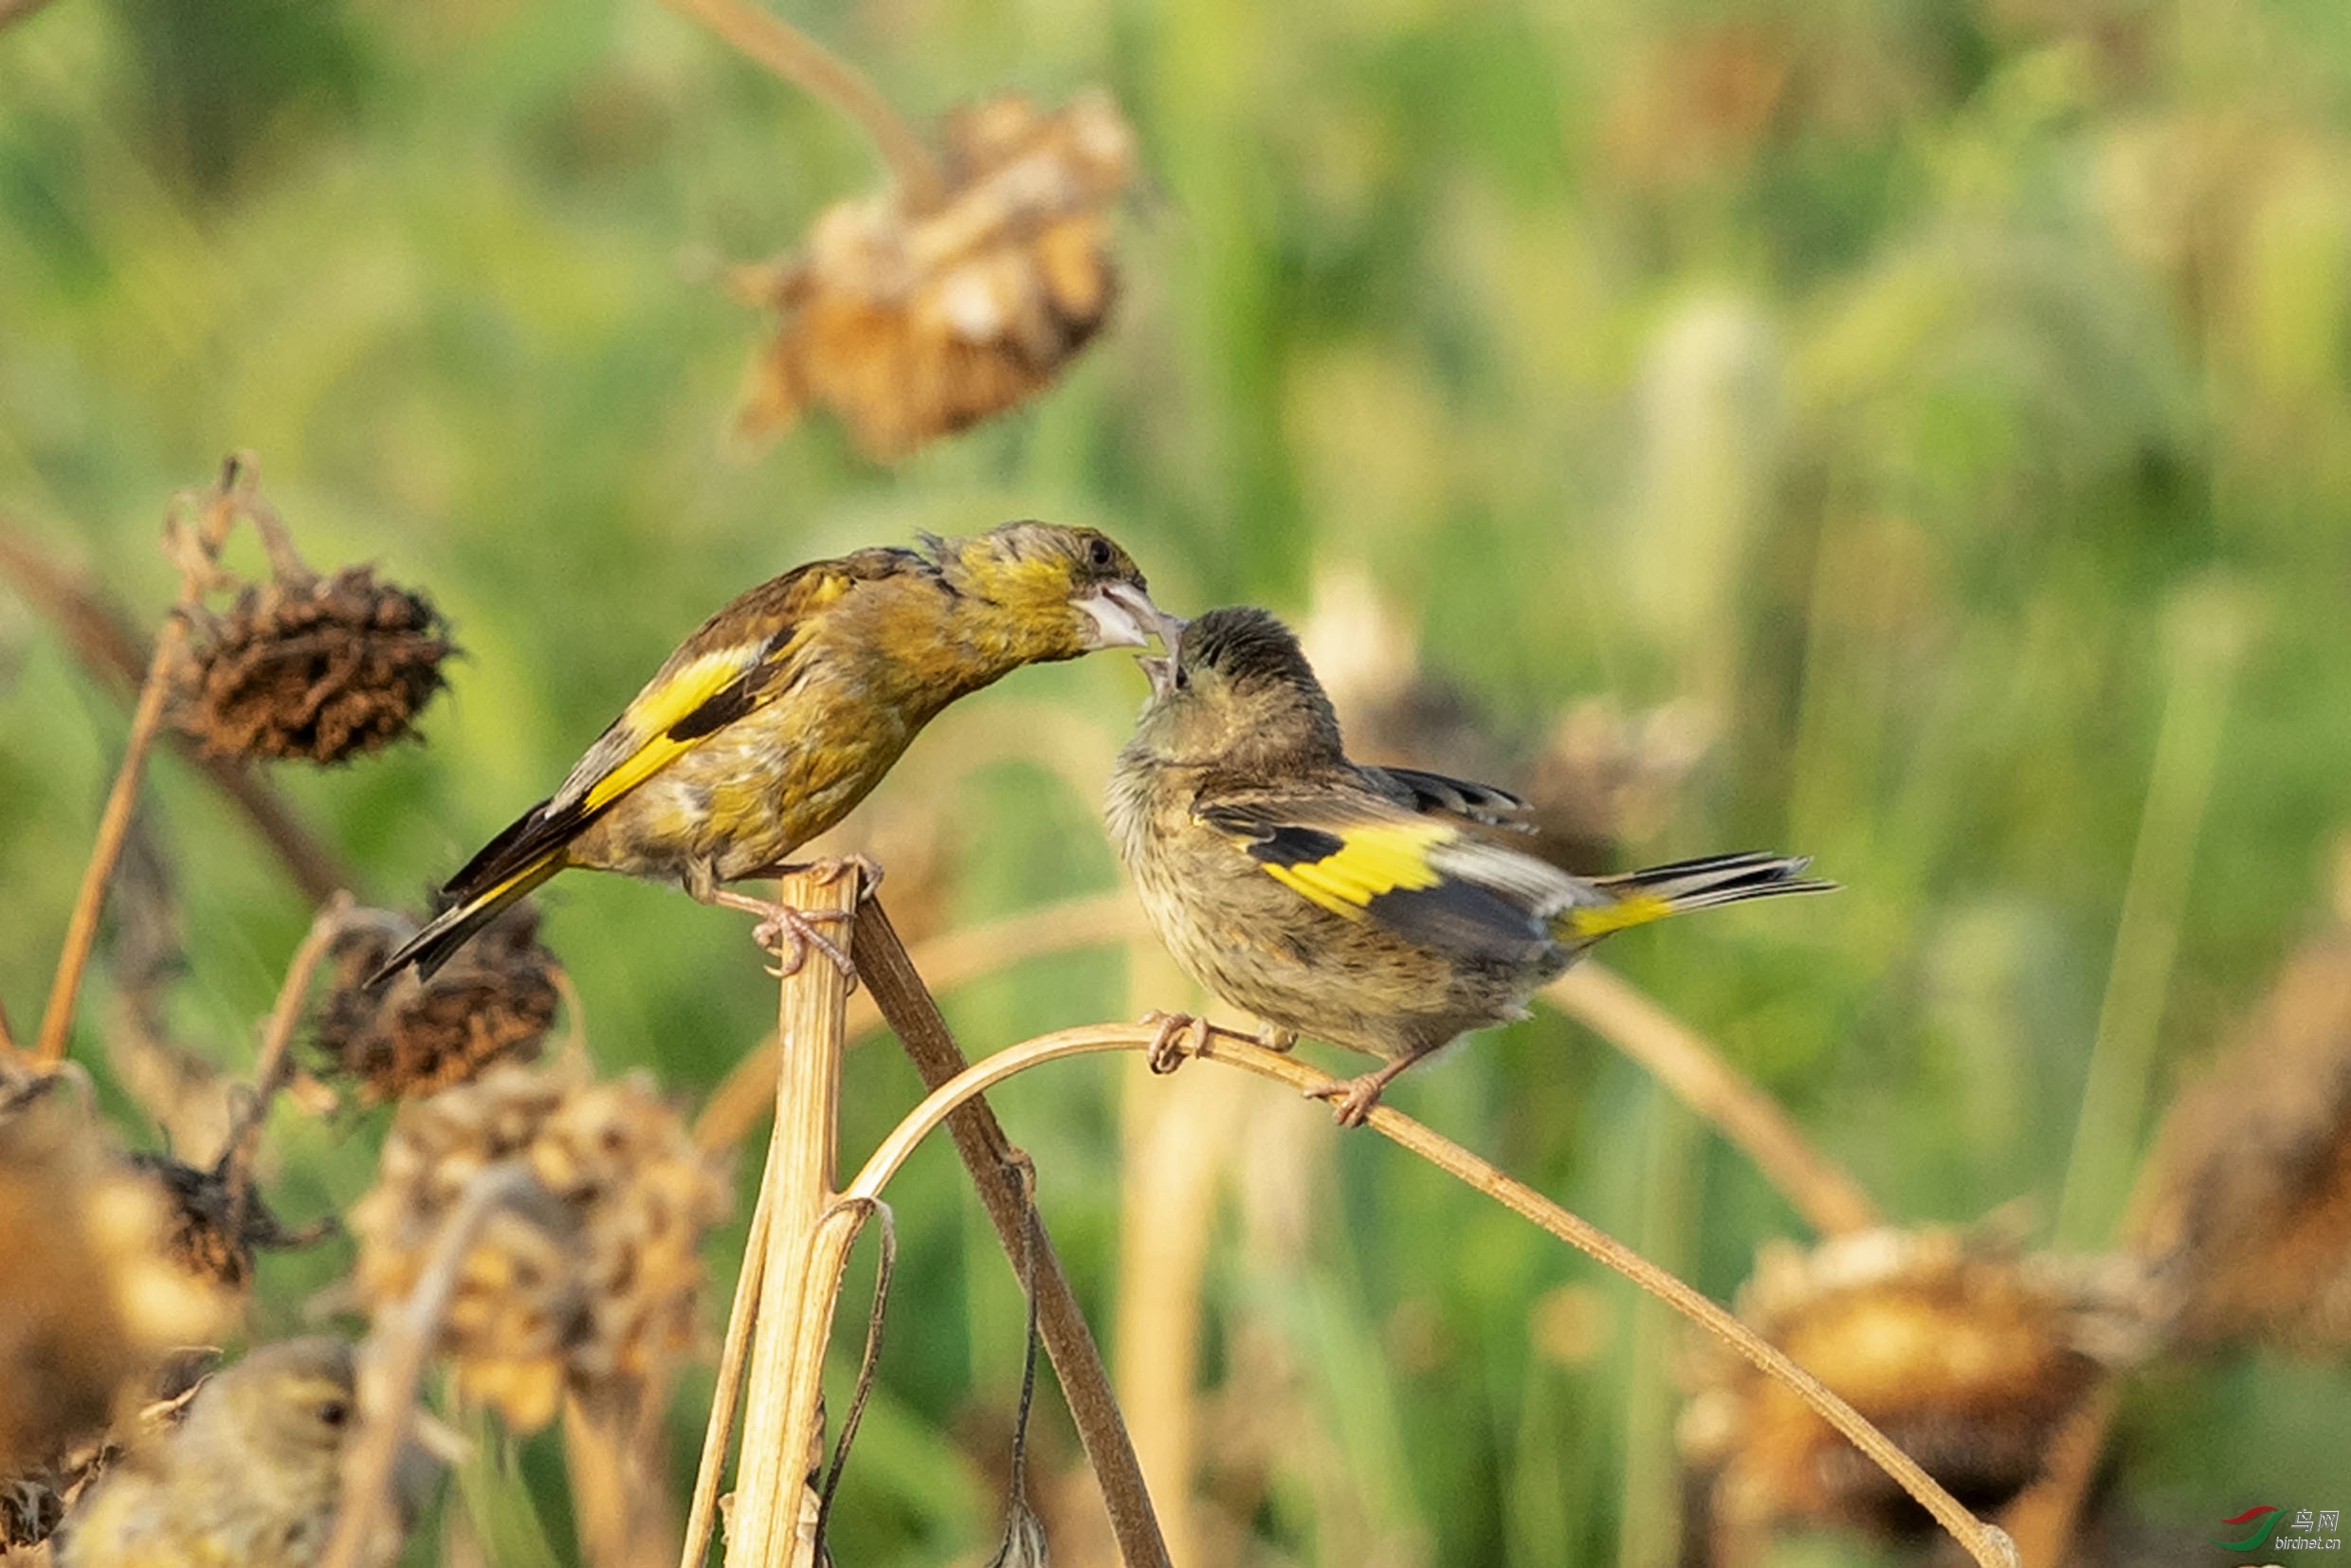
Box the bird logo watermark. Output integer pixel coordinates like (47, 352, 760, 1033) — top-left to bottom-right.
(2212, 1504, 2342, 1554)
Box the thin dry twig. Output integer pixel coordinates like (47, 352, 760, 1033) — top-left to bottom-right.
(216, 897, 390, 1210)
(320, 1161, 544, 1568)
(35, 465, 249, 1065)
(1545, 963, 1880, 1236)
(655, 0, 944, 210)
(852, 900, 1174, 1568)
(844, 1022, 2018, 1568)
(0, 524, 356, 903)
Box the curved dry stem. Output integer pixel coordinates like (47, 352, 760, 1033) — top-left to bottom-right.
(320, 1161, 543, 1568)
(1543, 964, 1879, 1235)
(847, 1022, 2016, 1568)
(216, 898, 401, 1205)
(35, 465, 250, 1065)
(0, 522, 355, 903)
(692, 892, 1145, 1152)
(655, 0, 944, 210)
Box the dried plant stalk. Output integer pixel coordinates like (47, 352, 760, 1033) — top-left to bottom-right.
(0, 523, 354, 902)
(1546, 963, 1879, 1235)
(682, 1131, 781, 1568)
(724, 870, 861, 1568)
(850, 902, 1172, 1568)
(844, 1023, 2018, 1568)
(320, 1161, 543, 1568)
(655, 0, 943, 208)
(35, 467, 246, 1064)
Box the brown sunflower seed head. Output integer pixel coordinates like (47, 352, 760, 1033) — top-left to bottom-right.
(347, 1060, 730, 1431)
(126, 1152, 335, 1295)
(735, 87, 1137, 459)
(317, 904, 561, 1103)
(2135, 915, 2351, 1351)
(0, 1097, 234, 1474)
(173, 564, 453, 764)
(1679, 1227, 2155, 1552)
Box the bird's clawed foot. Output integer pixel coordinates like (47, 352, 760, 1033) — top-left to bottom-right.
(1139, 1011, 1211, 1076)
(709, 889, 857, 983)
(1303, 1059, 1412, 1128)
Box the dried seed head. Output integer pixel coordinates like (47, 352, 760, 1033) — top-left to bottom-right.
(0, 1098, 233, 1472)
(128, 1152, 334, 1294)
(347, 1061, 729, 1431)
(317, 904, 561, 1102)
(2137, 921, 2351, 1350)
(174, 565, 453, 764)
(735, 88, 1136, 459)
(1680, 1228, 2154, 1550)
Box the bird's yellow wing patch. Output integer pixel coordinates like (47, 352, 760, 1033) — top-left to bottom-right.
(580, 647, 763, 812)
(1242, 819, 1451, 919)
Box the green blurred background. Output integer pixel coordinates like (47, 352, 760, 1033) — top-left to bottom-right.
(6, 0, 2351, 1561)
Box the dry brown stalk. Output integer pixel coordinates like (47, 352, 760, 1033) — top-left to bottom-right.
(321, 1160, 543, 1568)
(1997, 1382, 2122, 1568)
(850, 900, 1173, 1568)
(1546, 963, 1879, 1235)
(724, 869, 862, 1568)
(844, 1022, 2018, 1568)
(0, 524, 358, 903)
(565, 1380, 680, 1568)
(216, 897, 394, 1212)
(35, 465, 248, 1065)
(693, 891, 1145, 1152)
(654, 0, 944, 210)
(682, 1129, 781, 1568)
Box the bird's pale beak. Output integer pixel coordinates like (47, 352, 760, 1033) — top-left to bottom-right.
(1137, 653, 1176, 698)
(1074, 580, 1161, 650)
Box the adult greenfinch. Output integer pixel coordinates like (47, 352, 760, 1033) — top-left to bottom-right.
(1107, 606, 1831, 1124)
(374, 522, 1157, 983)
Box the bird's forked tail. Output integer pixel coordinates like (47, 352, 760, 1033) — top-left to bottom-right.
(366, 851, 565, 988)
(1555, 852, 1832, 943)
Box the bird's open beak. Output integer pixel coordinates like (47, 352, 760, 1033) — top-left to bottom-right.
(1074, 580, 1161, 650)
(1137, 653, 1176, 698)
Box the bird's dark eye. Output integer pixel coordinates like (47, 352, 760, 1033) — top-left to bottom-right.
(1174, 666, 1190, 690)
(1086, 537, 1113, 568)
(318, 1399, 351, 1429)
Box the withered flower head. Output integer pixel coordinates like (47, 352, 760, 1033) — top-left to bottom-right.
(2137, 919, 2351, 1351)
(348, 1060, 730, 1431)
(0, 1097, 233, 1473)
(735, 87, 1136, 459)
(174, 564, 453, 764)
(1680, 1227, 2154, 1552)
(318, 903, 561, 1103)
(128, 1151, 335, 1294)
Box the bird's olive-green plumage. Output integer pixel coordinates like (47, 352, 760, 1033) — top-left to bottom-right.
(1107, 606, 1832, 1123)
(54, 1340, 362, 1568)
(374, 521, 1157, 982)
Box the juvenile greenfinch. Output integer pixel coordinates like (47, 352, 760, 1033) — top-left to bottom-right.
(1107, 606, 1832, 1125)
(54, 1339, 368, 1568)
(373, 522, 1157, 983)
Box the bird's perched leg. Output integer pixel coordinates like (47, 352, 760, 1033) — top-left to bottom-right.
(1305, 1055, 1419, 1128)
(741, 851, 886, 900)
(691, 857, 872, 982)
(1139, 1010, 1211, 1076)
